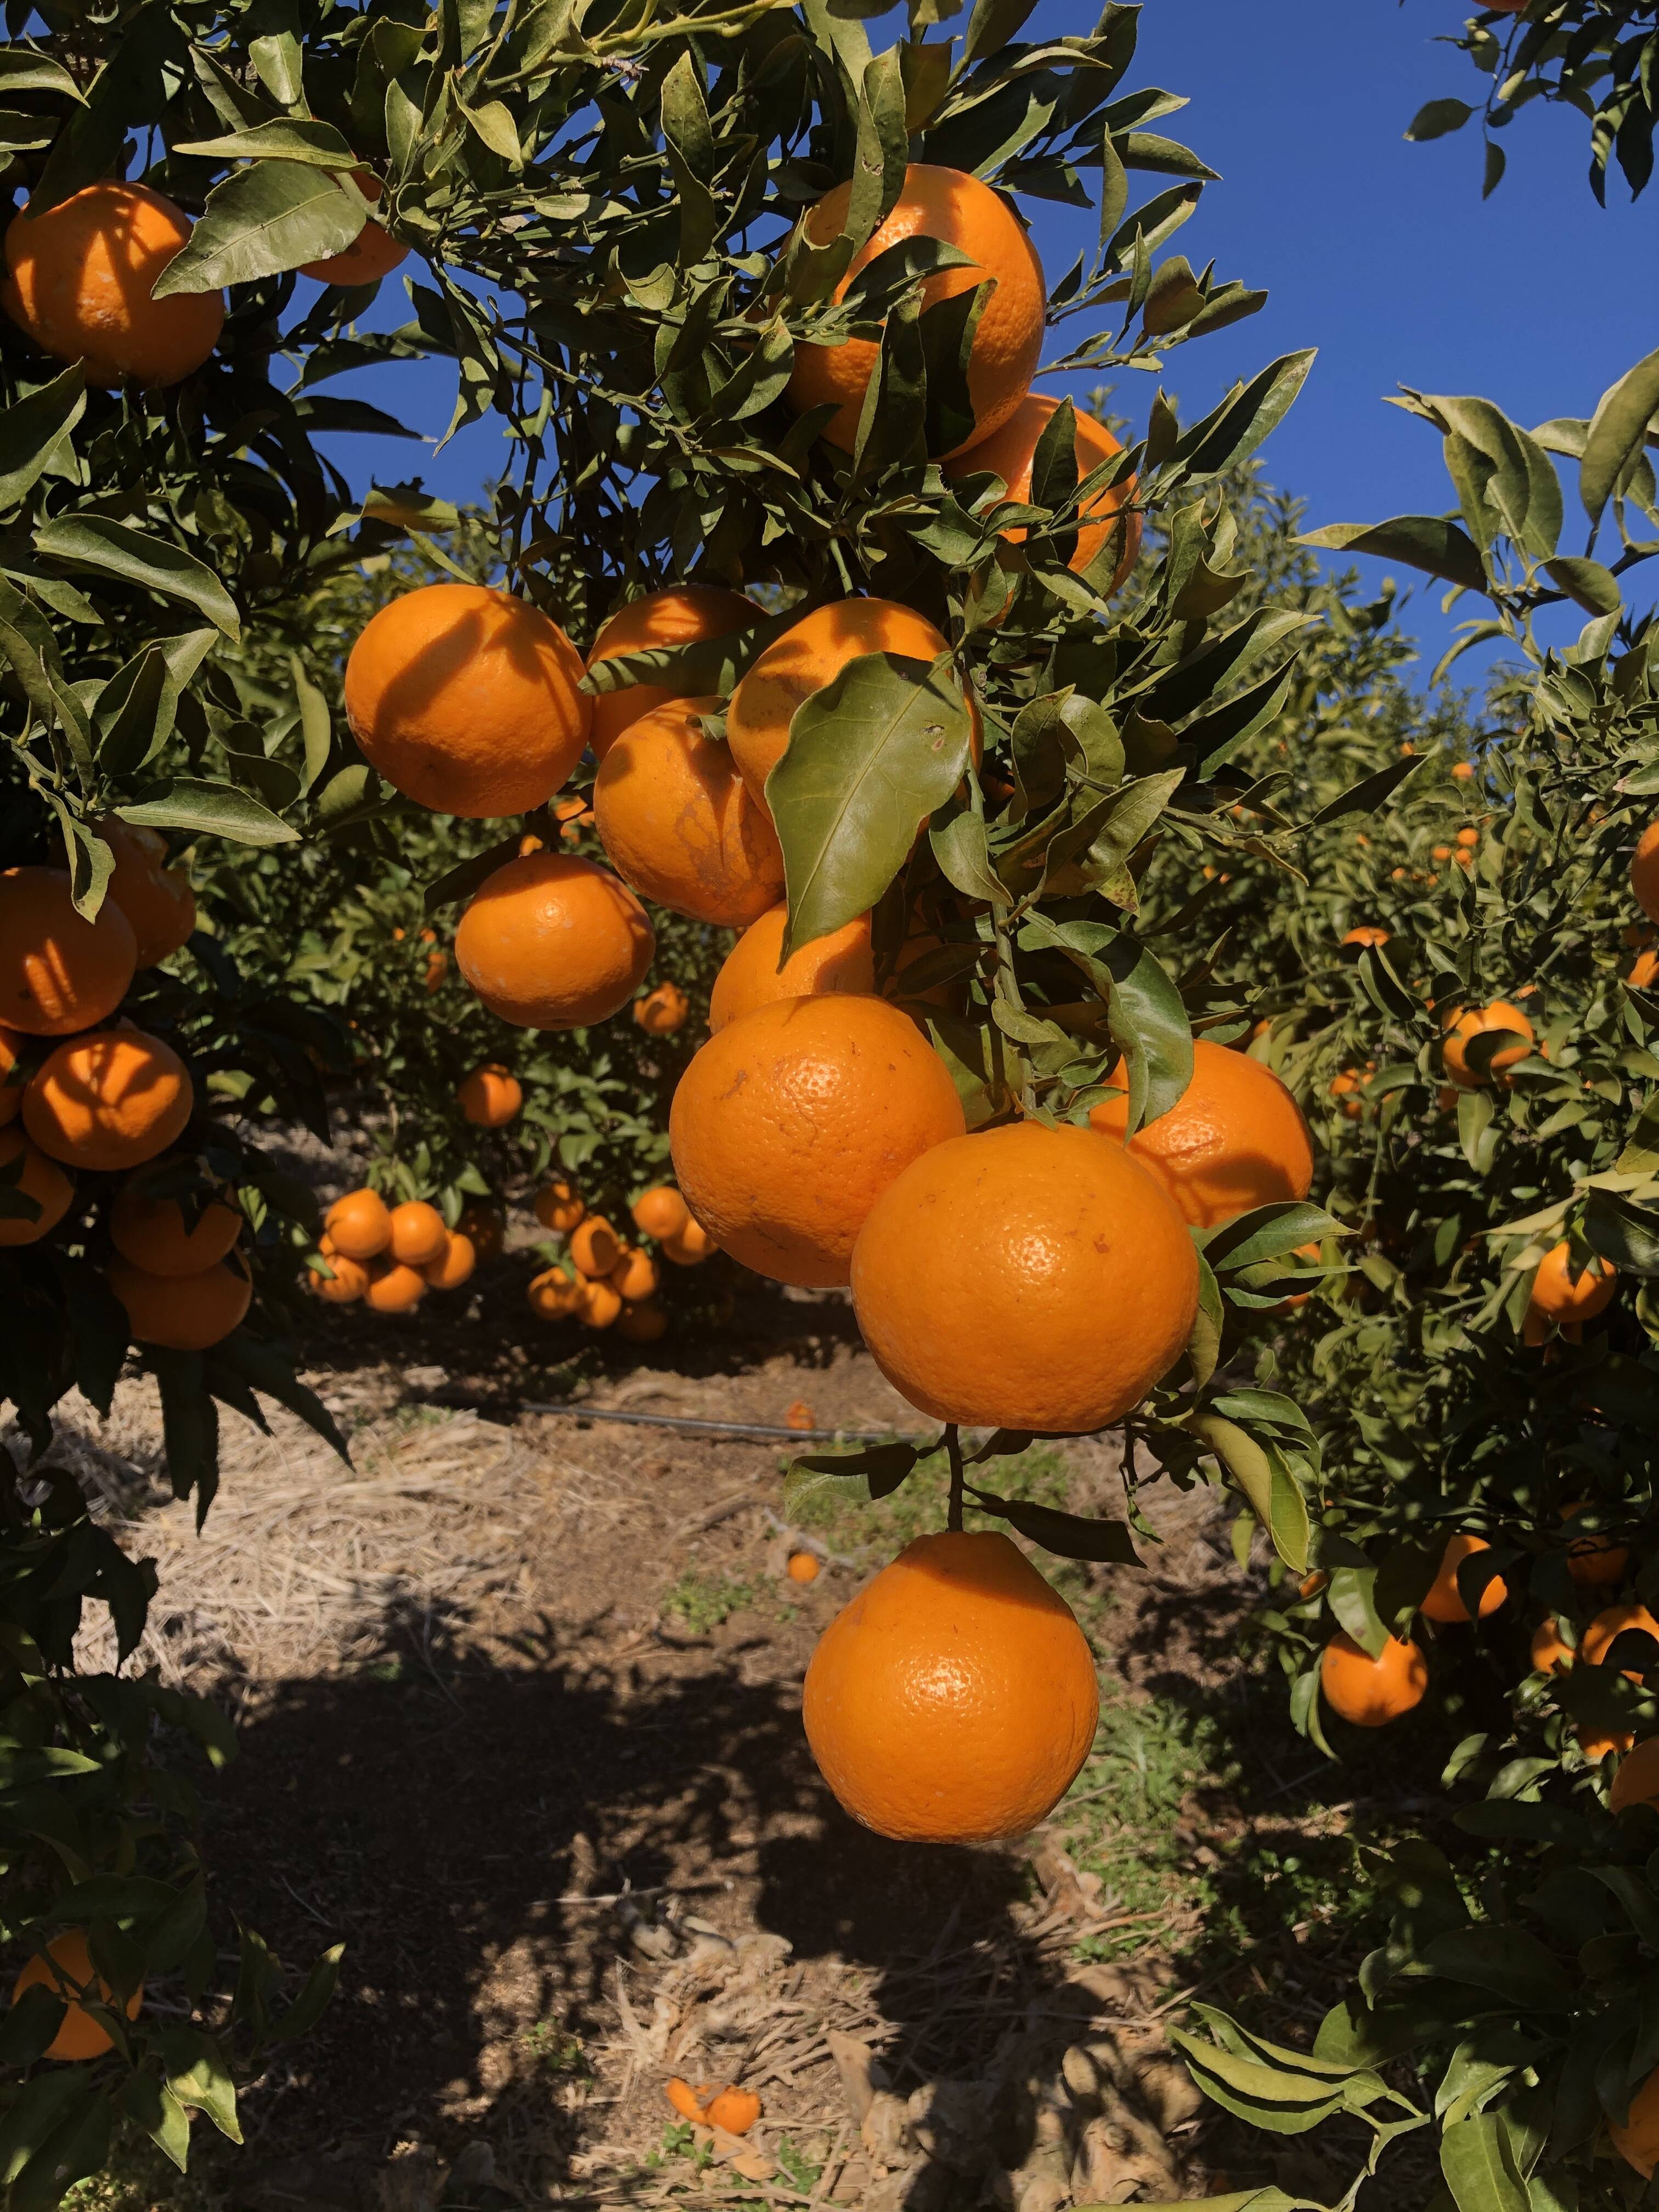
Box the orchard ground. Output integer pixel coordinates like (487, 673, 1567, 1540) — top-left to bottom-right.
(52, 1167, 1440, 2212)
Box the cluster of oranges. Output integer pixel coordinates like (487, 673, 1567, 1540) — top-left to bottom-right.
(0, 836, 258, 1352)
(526, 1181, 711, 1342)
(309, 1188, 475, 1312)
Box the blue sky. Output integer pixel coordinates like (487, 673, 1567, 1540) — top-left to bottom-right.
(309, 0, 1653, 684)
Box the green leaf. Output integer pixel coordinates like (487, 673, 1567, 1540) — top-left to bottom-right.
(1419, 1925, 1575, 2010)
(783, 1442, 923, 1515)
(1406, 98, 1476, 142)
(1297, 517, 1488, 594)
(1173, 351, 1316, 479)
(153, 161, 364, 297)
(117, 780, 299, 848)
(1188, 1414, 1308, 1572)
(270, 1942, 345, 2043)
(1581, 345, 1659, 530)
(769, 652, 974, 958)
(172, 119, 356, 167)
(964, 1486, 1140, 1562)
(33, 516, 240, 637)
(1584, 1189, 1659, 1276)
(1201, 1202, 1346, 1273)
(0, 365, 86, 511)
(157, 2027, 241, 2142)
(1439, 2111, 1531, 2212)
(1543, 555, 1622, 614)
(1310, 752, 1425, 824)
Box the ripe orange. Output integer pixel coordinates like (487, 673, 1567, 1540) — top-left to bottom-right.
(0, 1025, 20, 1126)
(595, 696, 785, 926)
(388, 1200, 447, 1266)
(325, 1188, 392, 1260)
(945, 395, 1139, 589)
(616, 1298, 668, 1343)
(851, 1121, 1195, 1429)
(110, 1160, 240, 1276)
(1342, 925, 1390, 950)
(585, 585, 763, 759)
(457, 1065, 521, 1126)
(455, 854, 654, 1030)
(1420, 1533, 1506, 1624)
(1564, 1502, 1629, 1588)
(535, 1180, 585, 1234)
(458, 1203, 504, 1259)
(1582, 1604, 1659, 1679)
(422, 1232, 476, 1290)
(1528, 1242, 1616, 1325)
(1613, 2070, 1659, 2177)
(631, 1186, 689, 1241)
(786, 163, 1045, 455)
(802, 1531, 1097, 1840)
(310, 1252, 369, 1303)
(634, 983, 689, 1035)
(299, 172, 407, 285)
(3, 182, 222, 386)
(365, 1260, 426, 1313)
(1456, 826, 1480, 848)
(1087, 1039, 1314, 1229)
(1441, 1000, 1534, 1088)
(1610, 1737, 1659, 1815)
(95, 819, 195, 968)
(1630, 950, 1659, 990)
(1331, 1069, 1369, 1116)
(0, 1127, 72, 1246)
(726, 601, 977, 812)
(345, 584, 589, 817)
(709, 906, 876, 1030)
(569, 1216, 620, 1279)
(1319, 1632, 1429, 1725)
(11, 1929, 142, 2061)
(24, 1031, 193, 1171)
(662, 1217, 717, 1266)
(527, 1267, 584, 1319)
(1531, 1617, 1574, 1673)
(609, 1246, 659, 1302)
(787, 1551, 821, 1585)
(1635, 821, 1659, 924)
(1451, 760, 1476, 782)
(669, 995, 966, 1288)
(1578, 1723, 1634, 1763)
(704, 2087, 762, 2136)
(0, 867, 137, 1035)
(578, 1276, 622, 1329)
(108, 1254, 251, 1348)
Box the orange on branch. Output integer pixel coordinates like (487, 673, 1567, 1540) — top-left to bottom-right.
(0, 868, 136, 1036)
(596, 696, 785, 926)
(569, 1215, 620, 1279)
(634, 982, 690, 1034)
(24, 1031, 192, 1171)
(422, 1232, 476, 1290)
(95, 819, 195, 967)
(1582, 1604, 1659, 1679)
(456, 854, 654, 1031)
(0, 1127, 72, 1246)
(325, 1188, 392, 1261)
(345, 584, 589, 817)
(609, 1247, 659, 1302)
(535, 1180, 585, 1234)
(1528, 1242, 1616, 1325)
(527, 1267, 584, 1319)
(585, 585, 763, 759)
(108, 1254, 251, 1349)
(1420, 1533, 1506, 1624)
(310, 1252, 369, 1303)
(300, 173, 407, 284)
(1440, 1000, 1535, 1088)
(457, 1064, 521, 1126)
(1634, 820, 1659, 924)
(364, 1260, 426, 1313)
(578, 1277, 622, 1328)
(110, 1160, 240, 1276)
(11, 1930, 142, 2062)
(3, 182, 222, 386)
(631, 1186, 689, 1242)
(1532, 1617, 1574, 1673)
(669, 995, 965, 1288)
(1610, 1737, 1659, 1815)
(851, 1121, 1197, 1431)
(388, 1201, 447, 1267)
(802, 1531, 1098, 1842)
(1614, 2069, 1659, 2179)
(1088, 1038, 1314, 1228)
(710, 905, 876, 1030)
(662, 1216, 718, 1266)
(1564, 1502, 1629, 1588)
(785, 163, 1045, 455)
(1319, 1632, 1429, 1726)
(945, 394, 1140, 589)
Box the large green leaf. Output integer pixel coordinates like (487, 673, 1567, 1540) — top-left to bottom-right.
(1438, 2111, 1531, 2212)
(0, 365, 85, 511)
(769, 652, 974, 957)
(1297, 516, 1488, 594)
(33, 517, 240, 637)
(117, 780, 299, 848)
(153, 161, 365, 296)
(1581, 344, 1659, 529)
(173, 118, 356, 167)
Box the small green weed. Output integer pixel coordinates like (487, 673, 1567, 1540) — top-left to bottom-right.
(521, 2016, 588, 2074)
(774, 2137, 823, 2191)
(662, 1571, 755, 1635)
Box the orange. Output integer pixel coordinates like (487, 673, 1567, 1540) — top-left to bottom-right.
(785, 163, 1045, 455)
(1610, 1737, 1659, 1815)
(609, 1246, 659, 1301)
(535, 1180, 585, 1234)
(455, 854, 654, 1030)
(726, 600, 977, 813)
(1457, 826, 1480, 847)
(310, 1252, 369, 1303)
(631, 1186, 689, 1241)
(422, 1232, 476, 1290)
(578, 1277, 622, 1328)
(3, 183, 222, 386)
(24, 1030, 192, 1171)
(1528, 1242, 1616, 1324)
(457, 1065, 521, 1126)
(1342, 925, 1390, 950)
(945, 395, 1139, 589)
(666, 2079, 709, 2124)
(109, 1160, 240, 1276)
(345, 584, 590, 817)
(802, 1530, 1097, 1841)
(299, 172, 407, 285)
(364, 1260, 426, 1313)
(11, 1929, 142, 2062)
(1613, 2068, 1659, 2177)
(786, 1551, 820, 1585)
(1635, 821, 1659, 924)
(527, 1267, 584, 1319)
(1328, 1069, 1365, 1121)
(1441, 1000, 1534, 1088)
(709, 906, 876, 1031)
(1420, 1533, 1506, 1624)
(1531, 1617, 1574, 1672)
(1582, 1604, 1659, 1679)
(0, 867, 137, 1035)
(108, 1254, 251, 1349)
(595, 696, 785, 926)
(635, 983, 689, 1035)
(850, 1120, 1195, 1430)
(0, 1025, 20, 1125)
(1630, 950, 1659, 990)
(325, 1188, 392, 1261)
(1451, 760, 1476, 782)
(569, 1216, 620, 1279)
(1319, 1632, 1429, 1725)
(786, 1399, 815, 1431)
(704, 2087, 761, 2136)
(95, 819, 195, 968)
(1564, 1502, 1629, 1589)
(0, 1127, 72, 1246)
(458, 1203, 504, 1259)
(1087, 1039, 1314, 1229)
(388, 1200, 447, 1266)
(662, 1217, 717, 1266)
(669, 995, 966, 1288)
(1579, 1723, 1635, 1763)
(616, 1299, 668, 1343)
(585, 585, 762, 759)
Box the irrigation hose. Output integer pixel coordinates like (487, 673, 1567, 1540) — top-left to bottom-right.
(518, 1402, 936, 1446)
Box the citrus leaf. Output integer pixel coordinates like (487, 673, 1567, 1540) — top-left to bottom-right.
(117, 780, 299, 847)
(172, 118, 356, 166)
(0, 364, 85, 510)
(1581, 345, 1659, 530)
(1296, 517, 1488, 594)
(152, 161, 364, 297)
(33, 516, 240, 636)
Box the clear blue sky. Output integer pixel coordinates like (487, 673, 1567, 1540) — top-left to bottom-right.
(310, 0, 1652, 682)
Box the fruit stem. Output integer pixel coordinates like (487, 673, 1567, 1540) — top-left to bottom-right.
(945, 1423, 964, 1533)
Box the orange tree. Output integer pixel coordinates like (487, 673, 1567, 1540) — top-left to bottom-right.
(1143, 345, 1659, 2205)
